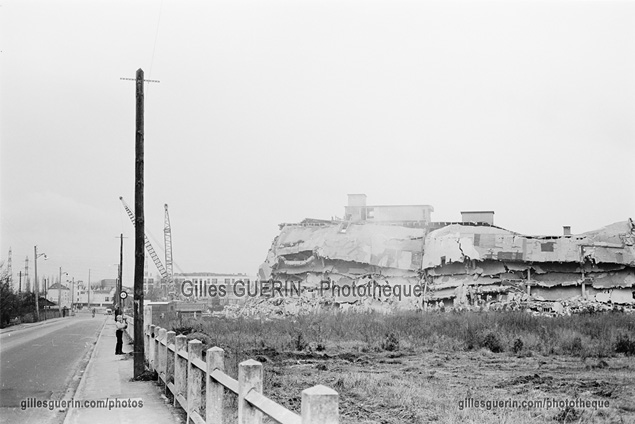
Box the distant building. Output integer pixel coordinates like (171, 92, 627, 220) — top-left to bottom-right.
(46, 283, 71, 308)
(173, 272, 256, 305)
(461, 211, 495, 225)
(344, 194, 434, 226)
(74, 286, 116, 308)
(98, 279, 117, 290)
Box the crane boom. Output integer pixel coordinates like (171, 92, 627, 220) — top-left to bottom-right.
(119, 196, 168, 280)
(163, 204, 174, 293)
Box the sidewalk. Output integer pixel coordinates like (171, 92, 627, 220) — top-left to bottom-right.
(64, 317, 183, 424)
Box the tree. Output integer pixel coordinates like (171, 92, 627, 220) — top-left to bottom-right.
(0, 267, 19, 327)
(146, 285, 165, 302)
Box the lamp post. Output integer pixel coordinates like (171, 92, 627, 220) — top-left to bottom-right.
(59, 268, 68, 316)
(71, 277, 75, 311)
(34, 246, 47, 322)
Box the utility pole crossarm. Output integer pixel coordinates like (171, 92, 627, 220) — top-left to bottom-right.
(120, 77, 160, 83)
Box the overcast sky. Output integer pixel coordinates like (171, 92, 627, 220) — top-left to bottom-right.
(1, 0, 634, 287)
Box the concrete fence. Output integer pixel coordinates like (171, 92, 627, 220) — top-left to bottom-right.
(127, 321, 339, 424)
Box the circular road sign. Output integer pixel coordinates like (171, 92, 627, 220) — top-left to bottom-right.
(120, 291, 128, 299)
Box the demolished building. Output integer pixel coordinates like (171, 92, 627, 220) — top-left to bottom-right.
(258, 218, 426, 311)
(257, 195, 635, 313)
(423, 220, 635, 307)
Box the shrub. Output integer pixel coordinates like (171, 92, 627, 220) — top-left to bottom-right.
(172, 326, 194, 336)
(465, 323, 480, 351)
(481, 332, 503, 353)
(381, 333, 399, 352)
(563, 336, 583, 356)
(554, 405, 580, 423)
(512, 337, 524, 354)
(615, 333, 635, 356)
(295, 332, 307, 351)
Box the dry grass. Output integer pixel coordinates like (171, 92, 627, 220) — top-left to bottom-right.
(159, 310, 635, 423)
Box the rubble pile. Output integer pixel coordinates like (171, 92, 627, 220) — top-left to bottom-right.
(213, 289, 415, 319)
(486, 292, 635, 316)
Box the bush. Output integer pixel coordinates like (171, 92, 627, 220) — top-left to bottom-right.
(615, 333, 635, 356)
(512, 337, 524, 354)
(481, 332, 503, 353)
(562, 336, 583, 356)
(381, 333, 399, 352)
(172, 326, 195, 336)
(295, 332, 307, 351)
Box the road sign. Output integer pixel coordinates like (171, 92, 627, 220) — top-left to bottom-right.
(120, 291, 128, 299)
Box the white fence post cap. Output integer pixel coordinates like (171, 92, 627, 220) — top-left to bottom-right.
(302, 385, 338, 396)
(239, 359, 261, 367)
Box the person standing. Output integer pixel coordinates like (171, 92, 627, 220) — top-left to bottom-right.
(114, 315, 127, 355)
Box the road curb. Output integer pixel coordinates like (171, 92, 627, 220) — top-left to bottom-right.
(61, 317, 107, 424)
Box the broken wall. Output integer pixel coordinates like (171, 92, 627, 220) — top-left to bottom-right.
(423, 220, 635, 306)
(258, 222, 426, 312)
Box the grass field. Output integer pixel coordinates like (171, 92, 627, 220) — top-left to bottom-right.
(162, 310, 635, 423)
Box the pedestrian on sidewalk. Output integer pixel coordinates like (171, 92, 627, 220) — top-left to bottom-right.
(114, 315, 127, 355)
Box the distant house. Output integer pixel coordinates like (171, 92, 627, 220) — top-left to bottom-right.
(174, 302, 207, 319)
(46, 283, 71, 308)
(144, 301, 174, 326)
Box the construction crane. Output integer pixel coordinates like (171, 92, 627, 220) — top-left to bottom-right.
(163, 204, 174, 295)
(119, 196, 173, 295)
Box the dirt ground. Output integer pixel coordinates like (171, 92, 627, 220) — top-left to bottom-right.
(250, 344, 635, 424)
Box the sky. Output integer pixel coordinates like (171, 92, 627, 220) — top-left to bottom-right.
(1, 0, 634, 289)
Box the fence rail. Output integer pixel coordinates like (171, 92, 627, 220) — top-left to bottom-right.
(125, 320, 339, 424)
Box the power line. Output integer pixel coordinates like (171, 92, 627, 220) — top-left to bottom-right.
(148, 0, 164, 83)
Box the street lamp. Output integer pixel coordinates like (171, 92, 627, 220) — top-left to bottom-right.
(59, 268, 68, 316)
(71, 277, 75, 311)
(34, 246, 48, 322)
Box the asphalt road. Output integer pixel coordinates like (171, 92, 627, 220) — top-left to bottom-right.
(0, 312, 105, 424)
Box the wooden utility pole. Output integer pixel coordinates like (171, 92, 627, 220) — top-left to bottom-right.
(118, 234, 124, 312)
(134, 68, 146, 378)
(88, 269, 91, 308)
(121, 68, 158, 378)
(58, 268, 62, 315)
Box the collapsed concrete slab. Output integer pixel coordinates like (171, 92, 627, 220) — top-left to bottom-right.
(255, 205, 635, 315)
(422, 219, 635, 307)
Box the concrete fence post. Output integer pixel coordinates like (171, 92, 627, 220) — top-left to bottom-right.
(144, 324, 150, 364)
(153, 327, 160, 373)
(174, 335, 187, 407)
(301, 385, 339, 424)
(149, 325, 156, 370)
(238, 359, 263, 424)
(165, 331, 176, 390)
(206, 347, 225, 424)
(158, 328, 167, 384)
(187, 340, 203, 424)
